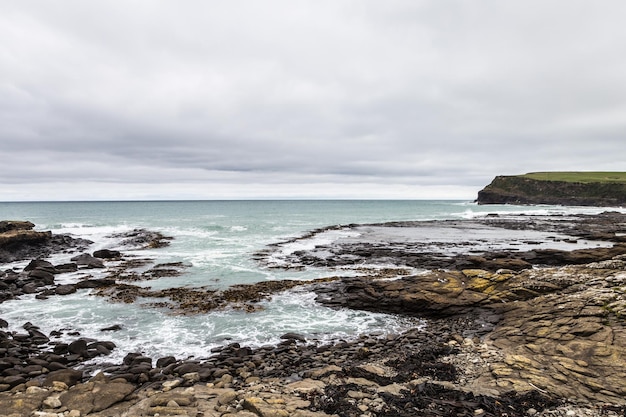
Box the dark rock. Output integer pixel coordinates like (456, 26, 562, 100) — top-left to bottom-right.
(75, 278, 116, 288)
(24, 259, 54, 271)
(55, 284, 77, 295)
(2, 375, 26, 387)
(156, 356, 177, 368)
(27, 328, 50, 344)
(280, 332, 307, 342)
(0, 221, 35, 233)
(53, 343, 69, 354)
(68, 339, 88, 356)
(174, 362, 200, 375)
(70, 253, 105, 268)
(0, 222, 91, 263)
(47, 362, 67, 371)
(54, 263, 78, 273)
(110, 228, 173, 249)
(91, 340, 116, 351)
(21, 282, 41, 293)
(100, 324, 123, 332)
(93, 249, 121, 259)
(132, 355, 153, 366)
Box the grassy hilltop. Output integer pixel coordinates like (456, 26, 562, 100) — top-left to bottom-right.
(477, 171, 626, 206)
(521, 172, 626, 184)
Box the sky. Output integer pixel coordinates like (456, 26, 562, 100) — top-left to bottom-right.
(1, 1, 625, 201)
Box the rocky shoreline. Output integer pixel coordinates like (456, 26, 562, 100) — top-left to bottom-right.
(1, 213, 626, 416)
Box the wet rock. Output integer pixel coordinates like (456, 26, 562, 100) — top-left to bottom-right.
(110, 228, 173, 249)
(23, 259, 54, 272)
(0, 221, 91, 264)
(53, 262, 78, 273)
(93, 249, 121, 259)
(100, 324, 123, 332)
(75, 278, 115, 288)
(156, 356, 177, 368)
(55, 284, 77, 295)
(70, 253, 105, 269)
(281, 332, 307, 342)
(68, 339, 88, 356)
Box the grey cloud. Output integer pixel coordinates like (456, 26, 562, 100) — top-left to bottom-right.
(1, 1, 625, 200)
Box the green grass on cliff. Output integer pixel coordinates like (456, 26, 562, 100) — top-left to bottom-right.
(520, 172, 626, 184)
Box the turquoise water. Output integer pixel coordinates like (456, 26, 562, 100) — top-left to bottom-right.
(0, 200, 614, 364)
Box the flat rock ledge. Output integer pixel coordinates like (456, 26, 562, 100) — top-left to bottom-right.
(314, 259, 626, 405)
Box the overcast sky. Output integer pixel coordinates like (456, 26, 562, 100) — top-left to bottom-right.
(1, 1, 624, 201)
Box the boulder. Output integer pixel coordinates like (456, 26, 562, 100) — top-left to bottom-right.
(280, 332, 307, 342)
(70, 253, 104, 269)
(93, 249, 121, 259)
(75, 278, 115, 288)
(0, 220, 35, 233)
(55, 284, 77, 295)
(44, 369, 83, 387)
(27, 269, 56, 284)
(24, 259, 54, 271)
(59, 377, 136, 414)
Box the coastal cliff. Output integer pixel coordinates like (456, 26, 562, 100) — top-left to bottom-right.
(476, 172, 626, 206)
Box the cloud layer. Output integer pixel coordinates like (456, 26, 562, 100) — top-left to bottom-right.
(1, 1, 625, 200)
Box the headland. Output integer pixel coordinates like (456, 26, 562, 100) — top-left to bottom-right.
(476, 172, 626, 206)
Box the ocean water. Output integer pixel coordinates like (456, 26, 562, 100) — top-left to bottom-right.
(0, 200, 619, 364)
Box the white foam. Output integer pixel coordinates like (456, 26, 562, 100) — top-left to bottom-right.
(266, 228, 361, 268)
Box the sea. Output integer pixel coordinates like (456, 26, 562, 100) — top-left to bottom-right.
(0, 200, 621, 365)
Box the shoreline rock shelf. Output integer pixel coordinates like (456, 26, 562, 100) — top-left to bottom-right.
(1, 213, 626, 416)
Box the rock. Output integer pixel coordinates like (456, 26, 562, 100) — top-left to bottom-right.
(156, 356, 177, 368)
(0, 389, 49, 415)
(59, 378, 136, 414)
(93, 249, 121, 259)
(161, 379, 182, 391)
(55, 284, 77, 295)
(280, 332, 306, 342)
(286, 379, 326, 394)
(70, 253, 104, 269)
(0, 220, 35, 233)
(24, 259, 54, 271)
(54, 263, 78, 273)
(44, 369, 83, 387)
(43, 395, 62, 408)
(27, 268, 56, 284)
(68, 339, 88, 356)
(100, 324, 123, 332)
(218, 390, 238, 405)
(75, 278, 115, 288)
(110, 228, 172, 249)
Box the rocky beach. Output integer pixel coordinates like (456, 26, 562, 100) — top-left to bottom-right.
(1, 212, 626, 417)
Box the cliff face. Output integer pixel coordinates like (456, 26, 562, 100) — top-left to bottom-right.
(476, 175, 626, 206)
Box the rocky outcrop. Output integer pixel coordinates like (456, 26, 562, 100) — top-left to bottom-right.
(476, 175, 626, 206)
(0, 221, 51, 263)
(313, 260, 626, 405)
(0, 221, 92, 263)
